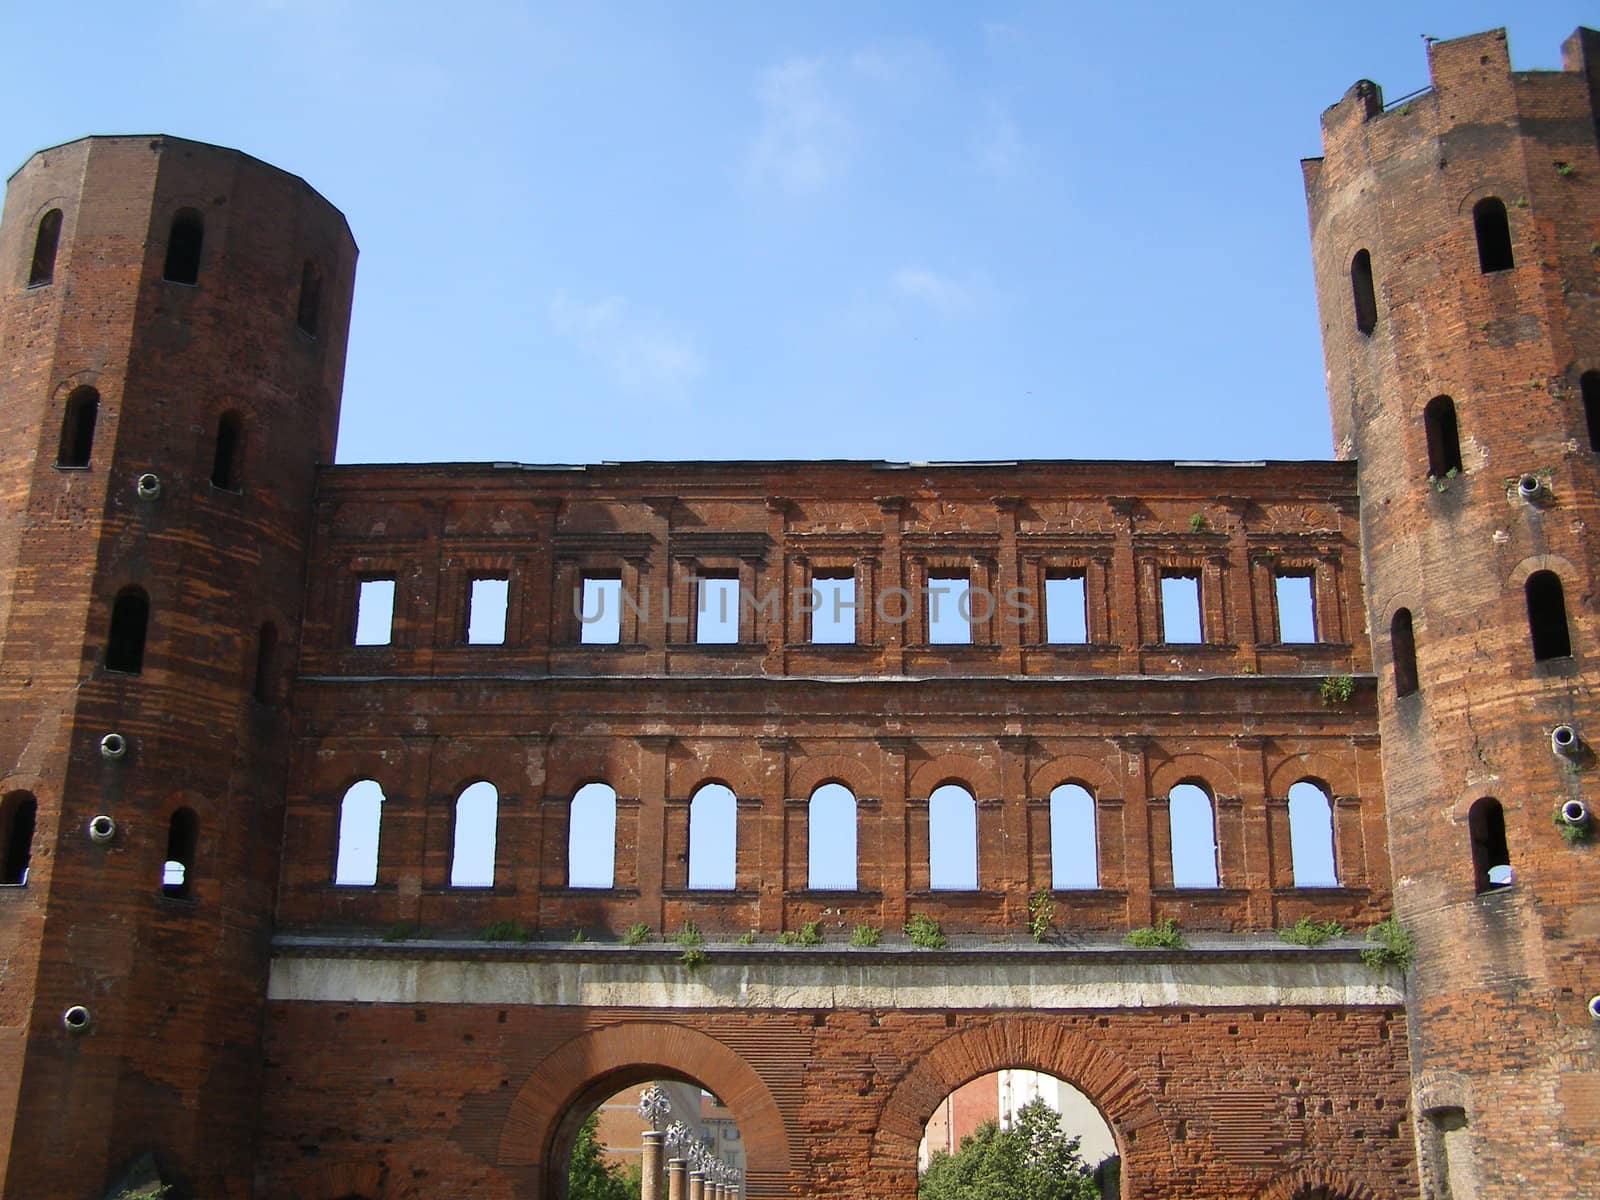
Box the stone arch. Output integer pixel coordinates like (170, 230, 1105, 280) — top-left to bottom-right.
(1507, 552, 1578, 590)
(1027, 752, 1119, 798)
(907, 752, 1001, 800)
(788, 752, 876, 801)
(288, 1161, 419, 1200)
(1266, 752, 1357, 801)
(1147, 752, 1238, 800)
(546, 740, 638, 799)
(869, 1017, 1167, 1187)
(497, 1021, 792, 1194)
(1252, 1163, 1382, 1200)
(669, 757, 759, 804)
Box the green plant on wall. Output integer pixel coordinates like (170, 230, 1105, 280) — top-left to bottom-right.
(1360, 917, 1414, 970)
(1125, 917, 1184, 948)
(622, 923, 652, 945)
(1188, 512, 1208, 532)
(481, 920, 532, 943)
(776, 920, 823, 946)
(1553, 803, 1592, 845)
(850, 923, 882, 946)
(1027, 888, 1056, 942)
(1278, 917, 1345, 946)
(673, 920, 706, 968)
(904, 913, 947, 949)
(1319, 675, 1355, 706)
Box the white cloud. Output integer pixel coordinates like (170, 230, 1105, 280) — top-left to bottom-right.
(892, 266, 977, 318)
(743, 58, 854, 194)
(549, 294, 702, 396)
(972, 100, 1025, 178)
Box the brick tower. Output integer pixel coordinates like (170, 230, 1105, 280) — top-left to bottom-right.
(0, 137, 354, 1198)
(1305, 27, 1600, 1198)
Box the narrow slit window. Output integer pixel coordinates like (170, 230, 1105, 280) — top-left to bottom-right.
(465, 576, 508, 645)
(1169, 782, 1219, 888)
(0, 793, 37, 886)
(696, 575, 739, 644)
(1391, 607, 1419, 698)
(210, 411, 243, 490)
(333, 780, 384, 886)
(1049, 783, 1097, 889)
(296, 260, 322, 335)
(56, 386, 99, 468)
(1045, 573, 1087, 643)
(1525, 570, 1571, 661)
(163, 209, 204, 284)
(1160, 572, 1202, 643)
(807, 783, 857, 890)
(1468, 797, 1511, 891)
(1350, 248, 1377, 335)
(29, 209, 62, 287)
(809, 571, 856, 644)
(578, 575, 621, 644)
(928, 783, 978, 890)
(353, 578, 395, 647)
(927, 573, 972, 645)
(450, 781, 498, 888)
(1274, 573, 1316, 643)
(1581, 370, 1600, 452)
(688, 783, 737, 890)
(105, 586, 149, 673)
(252, 622, 278, 703)
(568, 782, 617, 888)
(1473, 197, 1514, 273)
(1423, 395, 1463, 478)
(162, 808, 198, 898)
(1287, 780, 1338, 887)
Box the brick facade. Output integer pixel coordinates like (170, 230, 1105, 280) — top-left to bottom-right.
(0, 24, 1595, 1200)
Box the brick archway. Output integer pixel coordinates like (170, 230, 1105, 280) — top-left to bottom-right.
(1253, 1164, 1383, 1200)
(497, 1020, 793, 1198)
(869, 1016, 1168, 1190)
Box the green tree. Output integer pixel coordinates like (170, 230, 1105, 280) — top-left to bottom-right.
(919, 1098, 1099, 1200)
(568, 1111, 641, 1200)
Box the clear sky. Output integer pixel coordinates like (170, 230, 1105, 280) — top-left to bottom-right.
(4, 2, 1593, 467)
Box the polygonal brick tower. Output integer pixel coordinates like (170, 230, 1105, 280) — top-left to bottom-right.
(0, 137, 354, 1198)
(1305, 27, 1600, 1199)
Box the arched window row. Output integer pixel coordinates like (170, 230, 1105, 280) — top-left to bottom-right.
(325, 774, 1349, 895)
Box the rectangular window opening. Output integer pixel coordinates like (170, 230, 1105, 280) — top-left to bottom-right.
(1045, 573, 1087, 644)
(1160, 573, 1202, 644)
(1274, 572, 1316, 643)
(353, 578, 396, 647)
(697, 575, 740, 644)
(465, 576, 508, 645)
(579, 576, 622, 645)
(926, 573, 972, 645)
(810, 571, 856, 644)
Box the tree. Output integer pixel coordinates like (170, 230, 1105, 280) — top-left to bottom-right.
(568, 1112, 641, 1200)
(919, 1097, 1100, 1200)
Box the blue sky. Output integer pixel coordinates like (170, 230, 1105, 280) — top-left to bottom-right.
(5, 2, 1592, 467)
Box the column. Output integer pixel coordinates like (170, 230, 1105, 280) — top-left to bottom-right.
(688, 1170, 705, 1200)
(641, 1131, 664, 1200)
(667, 1159, 687, 1200)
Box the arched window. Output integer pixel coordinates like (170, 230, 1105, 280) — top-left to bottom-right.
(105, 586, 150, 673)
(1049, 783, 1097, 889)
(1350, 248, 1377, 335)
(1423, 395, 1462, 478)
(1472, 197, 1514, 273)
(29, 208, 62, 287)
(211, 411, 243, 490)
(1468, 797, 1511, 891)
(163, 209, 204, 284)
(252, 622, 278, 703)
(450, 781, 498, 888)
(807, 783, 857, 890)
(1287, 781, 1338, 887)
(568, 782, 617, 889)
(1582, 371, 1600, 453)
(1525, 570, 1571, 661)
(0, 792, 37, 886)
(333, 779, 384, 886)
(296, 260, 322, 335)
(1168, 782, 1219, 888)
(928, 783, 978, 891)
(1391, 607, 1419, 698)
(162, 808, 198, 898)
(56, 386, 99, 468)
(688, 783, 737, 890)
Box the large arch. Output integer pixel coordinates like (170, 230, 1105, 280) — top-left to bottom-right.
(869, 1017, 1168, 1190)
(497, 1021, 793, 1197)
(1252, 1164, 1383, 1200)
